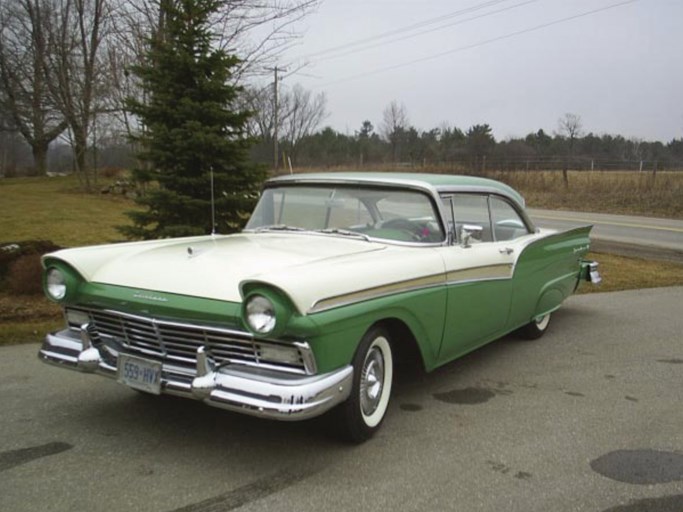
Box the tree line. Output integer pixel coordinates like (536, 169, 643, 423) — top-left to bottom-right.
(250, 102, 683, 173)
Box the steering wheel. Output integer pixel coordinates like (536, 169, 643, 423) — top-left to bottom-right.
(381, 218, 423, 241)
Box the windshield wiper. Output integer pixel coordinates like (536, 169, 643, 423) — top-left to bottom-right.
(317, 228, 370, 241)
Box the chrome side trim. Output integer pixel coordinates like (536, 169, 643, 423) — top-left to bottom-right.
(309, 273, 445, 314)
(308, 263, 515, 314)
(445, 263, 513, 284)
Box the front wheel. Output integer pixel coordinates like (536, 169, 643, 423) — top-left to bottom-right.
(336, 326, 394, 443)
(517, 313, 551, 340)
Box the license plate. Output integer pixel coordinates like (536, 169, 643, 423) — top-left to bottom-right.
(117, 354, 162, 394)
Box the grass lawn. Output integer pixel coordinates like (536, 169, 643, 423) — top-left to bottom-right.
(577, 252, 683, 294)
(0, 174, 137, 247)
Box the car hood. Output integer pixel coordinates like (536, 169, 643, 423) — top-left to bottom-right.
(48, 234, 445, 313)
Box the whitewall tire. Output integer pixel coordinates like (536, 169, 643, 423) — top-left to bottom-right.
(336, 326, 394, 443)
(518, 313, 552, 340)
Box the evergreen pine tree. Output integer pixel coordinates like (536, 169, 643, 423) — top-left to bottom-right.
(120, 0, 265, 239)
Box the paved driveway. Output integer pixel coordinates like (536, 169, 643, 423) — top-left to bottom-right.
(1, 287, 682, 512)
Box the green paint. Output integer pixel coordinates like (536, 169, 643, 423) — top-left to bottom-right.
(42, 258, 85, 304)
(438, 279, 512, 362)
(46, 270, 245, 330)
(508, 226, 592, 327)
(240, 286, 293, 337)
(305, 286, 448, 373)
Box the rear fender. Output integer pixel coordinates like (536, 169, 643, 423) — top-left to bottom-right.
(507, 226, 593, 327)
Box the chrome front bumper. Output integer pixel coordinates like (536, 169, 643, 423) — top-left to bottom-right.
(38, 328, 353, 421)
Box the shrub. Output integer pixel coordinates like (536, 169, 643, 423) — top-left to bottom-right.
(99, 167, 125, 179)
(7, 253, 43, 295)
(0, 240, 61, 283)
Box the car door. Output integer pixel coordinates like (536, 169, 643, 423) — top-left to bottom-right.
(436, 193, 532, 363)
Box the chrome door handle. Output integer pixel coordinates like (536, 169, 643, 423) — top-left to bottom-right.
(499, 247, 514, 255)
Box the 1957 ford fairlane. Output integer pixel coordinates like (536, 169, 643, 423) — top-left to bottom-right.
(39, 172, 600, 442)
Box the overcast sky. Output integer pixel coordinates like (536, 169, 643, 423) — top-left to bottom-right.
(279, 0, 682, 142)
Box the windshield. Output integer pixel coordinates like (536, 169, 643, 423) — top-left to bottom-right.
(245, 185, 445, 244)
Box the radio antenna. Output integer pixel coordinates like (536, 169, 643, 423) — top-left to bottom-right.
(210, 167, 216, 236)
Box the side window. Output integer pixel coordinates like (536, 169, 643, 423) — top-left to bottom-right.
(490, 196, 530, 241)
(448, 194, 493, 243)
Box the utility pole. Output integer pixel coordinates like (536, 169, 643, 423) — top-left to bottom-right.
(268, 66, 287, 170)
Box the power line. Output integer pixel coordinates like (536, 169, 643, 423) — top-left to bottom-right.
(311, 0, 541, 64)
(318, 0, 640, 88)
(300, 0, 516, 60)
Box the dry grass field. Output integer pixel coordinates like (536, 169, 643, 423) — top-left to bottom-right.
(296, 166, 683, 219)
(491, 169, 683, 219)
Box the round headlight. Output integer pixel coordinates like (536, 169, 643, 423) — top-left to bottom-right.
(46, 268, 67, 300)
(245, 295, 276, 334)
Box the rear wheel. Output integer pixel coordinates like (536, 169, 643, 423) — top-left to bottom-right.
(517, 313, 551, 340)
(336, 326, 394, 443)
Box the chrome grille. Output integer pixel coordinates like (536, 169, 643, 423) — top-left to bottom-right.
(66, 307, 308, 374)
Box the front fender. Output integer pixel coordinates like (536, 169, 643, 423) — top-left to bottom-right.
(305, 286, 447, 374)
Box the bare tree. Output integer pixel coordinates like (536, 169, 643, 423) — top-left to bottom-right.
(210, 0, 321, 79)
(45, 0, 113, 190)
(109, 0, 320, 116)
(557, 113, 583, 187)
(242, 84, 276, 142)
(113, 0, 318, 72)
(280, 83, 326, 161)
(242, 82, 326, 163)
(0, 0, 67, 175)
(381, 100, 408, 162)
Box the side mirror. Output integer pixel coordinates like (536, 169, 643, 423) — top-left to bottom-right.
(460, 224, 483, 247)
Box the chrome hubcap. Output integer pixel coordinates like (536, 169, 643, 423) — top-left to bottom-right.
(360, 347, 384, 416)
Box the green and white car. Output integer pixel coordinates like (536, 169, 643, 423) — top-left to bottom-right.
(39, 172, 600, 442)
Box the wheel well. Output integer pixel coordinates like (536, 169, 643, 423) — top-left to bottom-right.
(374, 318, 425, 376)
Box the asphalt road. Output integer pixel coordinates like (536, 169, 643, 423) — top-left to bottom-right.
(529, 209, 683, 262)
(2, 287, 682, 512)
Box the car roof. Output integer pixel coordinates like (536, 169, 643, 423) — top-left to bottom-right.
(267, 171, 526, 207)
